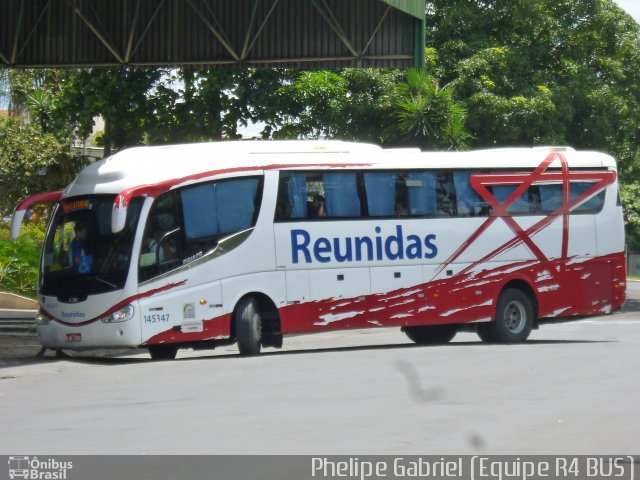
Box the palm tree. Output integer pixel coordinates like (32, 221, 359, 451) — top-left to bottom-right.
(386, 69, 472, 150)
(26, 88, 53, 132)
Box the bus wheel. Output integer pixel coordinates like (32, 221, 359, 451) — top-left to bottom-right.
(236, 297, 262, 356)
(480, 288, 533, 343)
(148, 344, 178, 360)
(402, 324, 457, 345)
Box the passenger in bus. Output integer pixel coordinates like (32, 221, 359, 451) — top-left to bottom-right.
(309, 194, 326, 217)
(70, 221, 93, 274)
(143, 233, 165, 263)
(395, 197, 409, 216)
(143, 213, 178, 266)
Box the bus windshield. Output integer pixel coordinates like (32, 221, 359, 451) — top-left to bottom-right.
(41, 195, 144, 297)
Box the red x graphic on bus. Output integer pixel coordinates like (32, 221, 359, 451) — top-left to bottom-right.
(434, 152, 617, 279)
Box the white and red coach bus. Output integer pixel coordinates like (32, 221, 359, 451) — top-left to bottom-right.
(11, 141, 626, 359)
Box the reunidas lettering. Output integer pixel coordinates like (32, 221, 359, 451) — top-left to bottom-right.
(291, 225, 437, 264)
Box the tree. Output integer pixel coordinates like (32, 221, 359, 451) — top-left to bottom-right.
(0, 116, 69, 215)
(275, 69, 401, 142)
(52, 67, 293, 148)
(385, 69, 471, 150)
(427, 0, 640, 148)
(4, 70, 66, 130)
(426, 0, 640, 244)
(274, 67, 473, 150)
(145, 68, 292, 143)
(145, 69, 239, 144)
(53, 67, 163, 156)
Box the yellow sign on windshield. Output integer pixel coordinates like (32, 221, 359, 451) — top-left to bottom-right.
(63, 200, 90, 212)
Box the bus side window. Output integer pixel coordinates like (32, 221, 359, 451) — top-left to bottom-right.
(276, 173, 307, 220)
(453, 171, 491, 217)
(181, 178, 259, 233)
(364, 171, 445, 218)
(277, 172, 362, 220)
(540, 182, 606, 214)
(405, 171, 437, 216)
(493, 185, 541, 215)
(436, 172, 456, 217)
(363, 172, 396, 217)
(570, 182, 605, 213)
(540, 184, 563, 213)
(139, 192, 181, 282)
(323, 173, 361, 217)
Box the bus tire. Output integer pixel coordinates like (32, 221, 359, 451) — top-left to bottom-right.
(236, 297, 262, 356)
(402, 324, 457, 345)
(148, 344, 178, 360)
(482, 288, 534, 343)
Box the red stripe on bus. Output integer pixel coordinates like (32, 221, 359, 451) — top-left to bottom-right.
(114, 162, 370, 209)
(15, 190, 64, 212)
(45, 280, 187, 327)
(143, 253, 625, 346)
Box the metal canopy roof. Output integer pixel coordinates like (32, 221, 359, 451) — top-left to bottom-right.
(0, 0, 425, 68)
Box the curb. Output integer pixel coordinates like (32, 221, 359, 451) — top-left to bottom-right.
(0, 309, 37, 320)
(0, 291, 38, 310)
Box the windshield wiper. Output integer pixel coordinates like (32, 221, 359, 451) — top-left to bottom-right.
(95, 277, 117, 289)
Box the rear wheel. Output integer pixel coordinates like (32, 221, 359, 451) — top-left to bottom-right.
(235, 297, 262, 356)
(148, 344, 178, 360)
(402, 324, 458, 345)
(478, 288, 533, 343)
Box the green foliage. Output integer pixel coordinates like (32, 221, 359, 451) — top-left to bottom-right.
(90, 130, 105, 147)
(620, 181, 640, 251)
(385, 69, 471, 150)
(6, 70, 69, 134)
(53, 67, 164, 155)
(145, 69, 237, 143)
(3, 0, 637, 248)
(0, 221, 45, 298)
(51, 68, 297, 148)
(26, 87, 54, 132)
(426, 0, 640, 243)
(1, 69, 85, 196)
(427, 0, 640, 149)
(276, 70, 349, 139)
(0, 116, 69, 216)
(276, 69, 401, 142)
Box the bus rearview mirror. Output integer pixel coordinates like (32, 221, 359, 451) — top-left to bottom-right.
(111, 201, 127, 234)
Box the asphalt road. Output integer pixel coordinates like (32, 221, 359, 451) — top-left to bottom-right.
(0, 284, 639, 455)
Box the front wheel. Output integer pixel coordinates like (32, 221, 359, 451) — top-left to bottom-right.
(478, 288, 534, 343)
(235, 297, 262, 356)
(402, 324, 458, 345)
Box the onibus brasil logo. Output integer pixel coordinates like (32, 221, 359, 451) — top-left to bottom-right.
(8, 456, 73, 480)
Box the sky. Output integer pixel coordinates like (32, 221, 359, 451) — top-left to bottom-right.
(615, 0, 640, 24)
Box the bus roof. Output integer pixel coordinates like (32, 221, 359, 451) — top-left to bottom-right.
(63, 140, 617, 199)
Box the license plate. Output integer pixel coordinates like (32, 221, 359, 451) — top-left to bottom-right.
(65, 333, 82, 342)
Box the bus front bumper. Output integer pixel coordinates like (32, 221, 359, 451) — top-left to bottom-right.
(36, 318, 142, 349)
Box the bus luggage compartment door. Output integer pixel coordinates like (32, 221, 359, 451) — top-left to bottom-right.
(579, 262, 613, 314)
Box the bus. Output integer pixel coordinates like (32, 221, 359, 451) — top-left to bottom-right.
(11, 141, 626, 360)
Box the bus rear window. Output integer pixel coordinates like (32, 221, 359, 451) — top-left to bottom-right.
(540, 182, 605, 214)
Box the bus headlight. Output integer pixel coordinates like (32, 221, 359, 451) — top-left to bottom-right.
(35, 310, 51, 325)
(102, 305, 134, 323)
